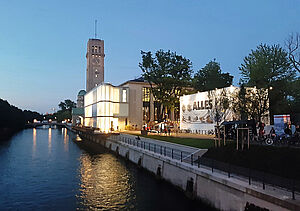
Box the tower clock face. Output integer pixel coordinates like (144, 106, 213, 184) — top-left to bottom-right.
(92, 58, 100, 64)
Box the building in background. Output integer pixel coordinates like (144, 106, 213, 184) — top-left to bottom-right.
(86, 39, 105, 92)
(84, 83, 129, 132)
(120, 77, 165, 130)
(180, 86, 270, 134)
(72, 90, 86, 125)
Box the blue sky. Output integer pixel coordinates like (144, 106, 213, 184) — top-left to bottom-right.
(0, 0, 299, 113)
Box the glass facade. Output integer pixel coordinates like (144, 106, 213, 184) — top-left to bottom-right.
(84, 84, 129, 132)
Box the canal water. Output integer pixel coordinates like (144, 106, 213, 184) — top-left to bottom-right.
(0, 128, 215, 210)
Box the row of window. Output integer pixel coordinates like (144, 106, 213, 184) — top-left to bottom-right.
(91, 45, 101, 53)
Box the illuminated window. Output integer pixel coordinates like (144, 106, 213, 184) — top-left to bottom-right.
(143, 106, 150, 121)
(122, 89, 127, 102)
(143, 87, 150, 102)
(95, 75, 98, 77)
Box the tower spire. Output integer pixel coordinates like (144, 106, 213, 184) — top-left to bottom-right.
(94, 19, 97, 39)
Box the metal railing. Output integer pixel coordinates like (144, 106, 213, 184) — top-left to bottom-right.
(110, 135, 299, 199)
(197, 157, 299, 199)
(111, 135, 191, 162)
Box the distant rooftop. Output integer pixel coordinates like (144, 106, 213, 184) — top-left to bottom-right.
(78, 90, 86, 96)
(119, 76, 148, 86)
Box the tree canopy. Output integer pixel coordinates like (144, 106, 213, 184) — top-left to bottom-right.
(56, 99, 76, 122)
(239, 43, 299, 120)
(139, 50, 193, 110)
(193, 59, 233, 91)
(58, 99, 76, 111)
(239, 44, 294, 88)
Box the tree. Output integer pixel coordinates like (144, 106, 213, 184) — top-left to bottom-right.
(239, 44, 295, 120)
(56, 99, 76, 122)
(232, 86, 270, 122)
(207, 88, 231, 126)
(58, 102, 66, 111)
(286, 32, 300, 73)
(64, 99, 76, 111)
(193, 59, 233, 91)
(240, 44, 294, 88)
(139, 50, 193, 121)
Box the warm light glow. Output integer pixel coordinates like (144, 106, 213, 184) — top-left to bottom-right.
(33, 128, 36, 153)
(48, 128, 52, 151)
(63, 128, 69, 152)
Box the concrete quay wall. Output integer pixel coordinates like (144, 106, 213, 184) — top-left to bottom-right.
(78, 133, 298, 211)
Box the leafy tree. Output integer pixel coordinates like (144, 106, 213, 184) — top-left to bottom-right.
(240, 44, 294, 88)
(58, 102, 66, 111)
(193, 59, 233, 91)
(232, 86, 270, 122)
(64, 99, 76, 111)
(23, 110, 43, 123)
(139, 50, 193, 120)
(239, 44, 295, 120)
(56, 99, 76, 122)
(0, 99, 25, 129)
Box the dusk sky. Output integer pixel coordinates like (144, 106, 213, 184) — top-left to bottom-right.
(0, 0, 299, 113)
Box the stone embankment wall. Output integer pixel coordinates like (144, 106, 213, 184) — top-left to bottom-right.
(78, 133, 298, 211)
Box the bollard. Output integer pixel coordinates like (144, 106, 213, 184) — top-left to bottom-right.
(191, 154, 193, 166)
(180, 151, 182, 162)
(172, 149, 173, 159)
(211, 159, 214, 173)
(249, 169, 251, 185)
(228, 163, 231, 178)
(292, 180, 295, 200)
(160, 146, 162, 155)
(198, 156, 200, 168)
(164, 147, 166, 156)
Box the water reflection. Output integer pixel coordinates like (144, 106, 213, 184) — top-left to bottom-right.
(32, 128, 36, 154)
(48, 128, 52, 151)
(78, 153, 135, 210)
(63, 128, 69, 152)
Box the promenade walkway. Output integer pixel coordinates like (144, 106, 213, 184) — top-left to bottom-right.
(124, 130, 215, 140)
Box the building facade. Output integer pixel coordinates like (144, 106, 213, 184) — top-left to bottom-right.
(72, 90, 86, 125)
(84, 83, 129, 132)
(180, 86, 270, 133)
(86, 39, 105, 92)
(120, 77, 164, 130)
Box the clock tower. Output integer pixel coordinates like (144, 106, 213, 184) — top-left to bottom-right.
(86, 39, 105, 92)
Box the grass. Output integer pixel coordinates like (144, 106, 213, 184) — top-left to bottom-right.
(135, 134, 215, 149)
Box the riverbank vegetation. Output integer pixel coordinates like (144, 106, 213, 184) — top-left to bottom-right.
(0, 98, 42, 141)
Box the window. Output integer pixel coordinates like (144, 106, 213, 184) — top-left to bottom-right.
(95, 75, 98, 78)
(122, 89, 127, 102)
(143, 106, 150, 121)
(143, 87, 150, 102)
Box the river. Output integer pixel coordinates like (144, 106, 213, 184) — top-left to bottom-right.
(0, 127, 215, 210)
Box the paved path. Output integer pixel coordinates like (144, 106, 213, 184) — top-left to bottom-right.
(124, 130, 215, 140)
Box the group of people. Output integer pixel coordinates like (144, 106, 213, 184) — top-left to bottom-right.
(269, 123, 300, 138)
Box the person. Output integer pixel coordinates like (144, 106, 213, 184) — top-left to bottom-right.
(295, 125, 300, 138)
(284, 124, 292, 136)
(168, 127, 171, 136)
(269, 127, 276, 138)
(258, 122, 265, 137)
